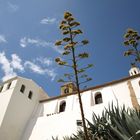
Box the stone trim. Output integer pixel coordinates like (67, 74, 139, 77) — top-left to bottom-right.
(127, 81, 140, 110)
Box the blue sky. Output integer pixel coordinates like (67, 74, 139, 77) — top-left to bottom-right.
(0, 0, 140, 97)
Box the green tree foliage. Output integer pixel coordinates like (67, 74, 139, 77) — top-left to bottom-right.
(123, 28, 140, 64)
(55, 12, 93, 140)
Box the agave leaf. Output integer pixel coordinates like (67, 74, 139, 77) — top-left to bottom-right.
(110, 125, 129, 140)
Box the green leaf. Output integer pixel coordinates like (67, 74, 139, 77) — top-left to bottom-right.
(57, 79, 65, 82)
(62, 51, 70, 55)
(61, 20, 67, 24)
(72, 29, 83, 35)
(70, 21, 80, 27)
(127, 28, 135, 34)
(80, 74, 88, 78)
(63, 37, 71, 42)
(86, 78, 92, 81)
(58, 61, 67, 65)
(81, 40, 89, 45)
(129, 39, 136, 45)
(77, 69, 85, 73)
(64, 12, 72, 20)
(59, 24, 65, 29)
(124, 33, 130, 38)
(55, 40, 62, 46)
(55, 57, 61, 62)
(67, 16, 74, 22)
(136, 36, 140, 40)
(87, 64, 93, 68)
(61, 25, 70, 30)
(124, 41, 130, 46)
(63, 30, 70, 35)
(78, 52, 89, 58)
(64, 44, 73, 50)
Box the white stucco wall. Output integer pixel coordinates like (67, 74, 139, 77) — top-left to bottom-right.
(0, 79, 17, 127)
(22, 76, 140, 140)
(0, 77, 49, 140)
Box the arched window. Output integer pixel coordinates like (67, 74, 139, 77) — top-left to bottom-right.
(64, 88, 69, 94)
(59, 101, 66, 113)
(95, 92, 103, 104)
(134, 70, 137, 75)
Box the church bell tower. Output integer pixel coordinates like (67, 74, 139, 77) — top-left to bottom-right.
(61, 82, 77, 95)
(129, 63, 140, 76)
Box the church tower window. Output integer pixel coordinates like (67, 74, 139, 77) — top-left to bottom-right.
(59, 101, 66, 113)
(20, 85, 25, 93)
(95, 92, 103, 104)
(0, 86, 3, 92)
(64, 88, 69, 94)
(28, 91, 33, 99)
(7, 82, 11, 90)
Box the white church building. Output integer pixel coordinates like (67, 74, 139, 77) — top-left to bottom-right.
(0, 66, 140, 140)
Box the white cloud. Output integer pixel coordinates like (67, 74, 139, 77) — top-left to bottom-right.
(20, 37, 27, 48)
(40, 17, 57, 24)
(0, 35, 7, 43)
(0, 52, 57, 81)
(24, 61, 57, 81)
(24, 61, 46, 75)
(45, 69, 57, 81)
(11, 54, 24, 71)
(7, 2, 19, 13)
(35, 57, 53, 66)
(20, 37, 63, 53)
(0, 52, 16, 81)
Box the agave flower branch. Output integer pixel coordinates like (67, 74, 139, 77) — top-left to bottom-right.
(55, 12, 93, 140)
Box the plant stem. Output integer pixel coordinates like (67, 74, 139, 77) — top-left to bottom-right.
(69, 25, 89, 140)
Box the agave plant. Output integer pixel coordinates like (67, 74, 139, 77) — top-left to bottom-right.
(87, 104, 140, 140)
(53, 105, 140, 140)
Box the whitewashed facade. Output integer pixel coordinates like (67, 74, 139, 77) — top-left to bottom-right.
(0, 66, 140, 140)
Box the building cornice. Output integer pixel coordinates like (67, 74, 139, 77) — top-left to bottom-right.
(40, 74, 140, 103)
